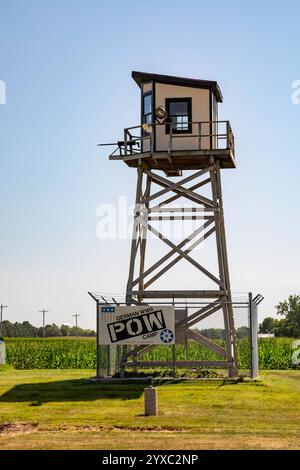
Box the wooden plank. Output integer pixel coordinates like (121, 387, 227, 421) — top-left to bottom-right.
(121, 151, 236, 170)
(148, 207, 214, 213)
(215, 164, 238, 374)
(148, 215, 212, 221)
(126, 149, 232, 159)
(129, 290, 226, 299)
(138, 175, 151, 296)
(124, 360, 231, 368)
(126, 167, 144, 303)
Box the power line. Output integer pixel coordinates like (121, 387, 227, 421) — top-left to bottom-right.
(0, 305, 8, 337)
(39, 309, 49, 338)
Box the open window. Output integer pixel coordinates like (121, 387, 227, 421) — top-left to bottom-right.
(165, 98, 192, 134)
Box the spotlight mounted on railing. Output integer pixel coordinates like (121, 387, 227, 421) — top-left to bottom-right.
(155, 106, 167, 121)
(155, 106, 167, 119)
(142, 123, 153, 134)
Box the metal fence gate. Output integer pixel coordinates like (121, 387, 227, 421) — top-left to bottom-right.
(89, 292, 262, 379)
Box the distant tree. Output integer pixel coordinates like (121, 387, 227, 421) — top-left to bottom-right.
(37, 327, 44, 338)
(196, 327, 249, 340)
(21, 321, 38, 337)
(60, 324, 71, 336)
(275, 295, 300, 337)
(82, 329, 96, 337)
(14, 322, 23, 337)
(44, 324, 62, 337)
(2, 319, 95, 338)
(68, 326, 77, 337)
(2, 320, 16, 337)
(198, 328, 224, 340)
(259, 317, 277, 334)
(235, 326, 250, 339)
(2, 320, 39, 337)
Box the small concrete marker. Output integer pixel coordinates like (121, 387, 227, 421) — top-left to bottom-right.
(144, 386, 158, 416)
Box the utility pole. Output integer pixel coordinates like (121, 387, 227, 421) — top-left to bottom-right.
(39, 309, 49, 338)
(72, 314, 81, 340)
(0, 305, 8, 337)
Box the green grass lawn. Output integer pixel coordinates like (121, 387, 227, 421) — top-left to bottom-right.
(0, 367, 300, 449)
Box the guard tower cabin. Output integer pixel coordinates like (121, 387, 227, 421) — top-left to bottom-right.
(108, 71, 235, 176)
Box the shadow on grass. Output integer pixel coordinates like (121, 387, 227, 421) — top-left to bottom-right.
(0, 379, 145, 405)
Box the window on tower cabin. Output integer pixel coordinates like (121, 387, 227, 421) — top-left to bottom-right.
(166, 98, 192, 134)
(142, 92, 152, 124)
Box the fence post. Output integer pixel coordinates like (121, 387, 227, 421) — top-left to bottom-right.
(144, 386, 158, 416)
(96, 301, 101, 378)
(116, 345, 121, 375)
(107, 345, 111, 377)
(249, 292, 259, 378)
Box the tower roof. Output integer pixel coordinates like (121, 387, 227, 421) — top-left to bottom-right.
(132, 71, 223, 103)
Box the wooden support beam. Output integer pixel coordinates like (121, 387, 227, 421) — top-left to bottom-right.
(129, 290, 226, 299)
(124, 343, 153, 360)
(150, 177, 211, 209)
(148, 207, 215, 213)
(144, 168, 214, 207)
(148, 215, 213, 221)
(146, 222, 223, 287)
(132, 218, 214, 288)
(144, 225, 216, 289)
(185, 329, 226, 357)
(214, 163, 238, 375)
(124, 360, 231, 368)
(121, 159, 238, 377)
(178, 302, 224, 330)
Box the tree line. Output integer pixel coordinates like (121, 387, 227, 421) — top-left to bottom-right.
(1, 320, 96, 338)
(197, 326, 249, 340)
(259, 294, 300, 337)
(2, 294, 299, 339)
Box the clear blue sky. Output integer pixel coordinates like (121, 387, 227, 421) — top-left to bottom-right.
(0, 0, 299, 329)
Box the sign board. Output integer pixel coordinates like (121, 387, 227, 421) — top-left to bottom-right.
(98, 305, 175, 345)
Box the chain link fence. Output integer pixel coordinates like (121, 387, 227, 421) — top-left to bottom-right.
(91, 292, 260, 379)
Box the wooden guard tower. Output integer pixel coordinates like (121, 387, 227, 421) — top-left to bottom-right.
(103, 71, 238, 377)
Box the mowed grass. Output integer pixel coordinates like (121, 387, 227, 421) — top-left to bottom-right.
(0, 368, 300, 449)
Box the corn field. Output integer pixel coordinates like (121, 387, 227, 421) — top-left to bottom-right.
(3, 337, 299, 370)
(5, 338, 96, 369)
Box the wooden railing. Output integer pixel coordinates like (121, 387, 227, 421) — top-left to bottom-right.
(106, 121, 234, 158)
